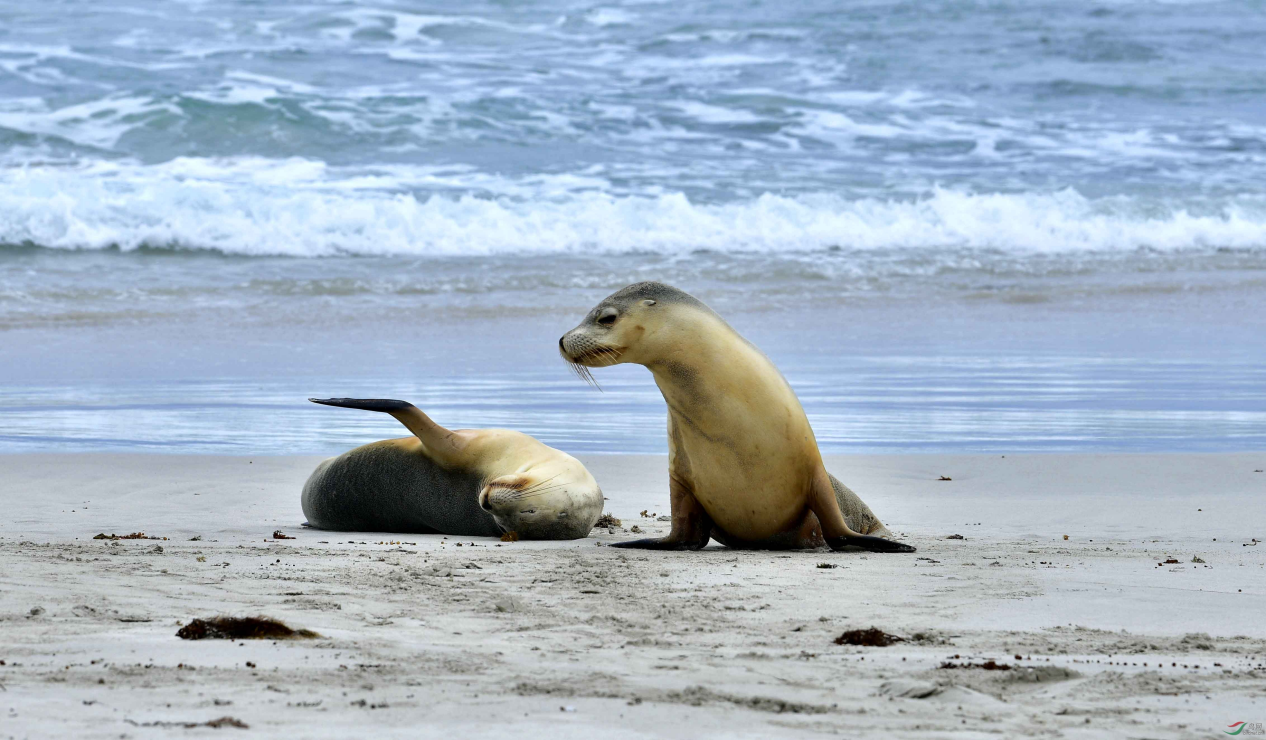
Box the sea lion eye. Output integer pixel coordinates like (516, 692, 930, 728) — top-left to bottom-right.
(596, 308, 618, 326)
(641, 299, 656, 306)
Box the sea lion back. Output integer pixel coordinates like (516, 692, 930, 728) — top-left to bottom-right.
(301, 438, 499, 536)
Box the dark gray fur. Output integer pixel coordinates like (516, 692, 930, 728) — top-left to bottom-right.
(829, 473, 889, 536)
(301, 442, 501, 536)
(585, 281, 712, 322)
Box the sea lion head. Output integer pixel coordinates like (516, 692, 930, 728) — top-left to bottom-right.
(476, 464, 604, 540)
(559, 281, 708, 379)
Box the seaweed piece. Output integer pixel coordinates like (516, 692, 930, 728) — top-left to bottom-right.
(176, 616, 319, 640)
(834, 628, 904, 647)
(127, 716, 248, 729)
(939, 660, 1011, 670)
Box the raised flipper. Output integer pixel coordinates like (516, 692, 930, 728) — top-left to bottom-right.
(309, 398, 469, 467)
(310, 398, 414, 412)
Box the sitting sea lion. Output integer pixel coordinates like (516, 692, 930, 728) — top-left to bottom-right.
(301, 398, 603, 540)
(558, 282, 914, 553)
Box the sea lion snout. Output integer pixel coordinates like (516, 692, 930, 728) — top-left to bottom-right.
(558, 330, 598, 363)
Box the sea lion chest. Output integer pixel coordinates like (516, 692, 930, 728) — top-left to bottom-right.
(656, 355, 819, 540)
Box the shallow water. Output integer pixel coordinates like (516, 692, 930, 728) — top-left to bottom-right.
(2, 248, 1262, 454)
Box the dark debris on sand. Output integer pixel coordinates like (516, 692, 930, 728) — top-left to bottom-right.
(176, 616, 319, 641)
(93, 532, 167, 540)
(127, 716, 248, 729)
(939, 660, 1012, 670)
(834, 628, 905, 647)
(595, 513, 622, 528)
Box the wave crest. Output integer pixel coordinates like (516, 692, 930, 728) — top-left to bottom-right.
(3, 159, 1265, 257)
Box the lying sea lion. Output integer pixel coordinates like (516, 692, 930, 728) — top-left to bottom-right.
(559, 282, 914, 553)
(301, 399, 603, 539)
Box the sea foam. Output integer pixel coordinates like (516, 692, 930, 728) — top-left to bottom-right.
(3, 159, 1265, 257)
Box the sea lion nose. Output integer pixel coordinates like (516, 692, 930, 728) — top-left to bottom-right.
(478, 489, 493, 511)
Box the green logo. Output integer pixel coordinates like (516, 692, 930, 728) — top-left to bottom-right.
(1228, 723, 1248, 736)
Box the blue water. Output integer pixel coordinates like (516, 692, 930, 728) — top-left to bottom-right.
(1, 1, 1264, 453)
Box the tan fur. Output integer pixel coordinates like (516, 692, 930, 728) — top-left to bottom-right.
(561, 284, 905, 551)
(304, 400, 604, 539)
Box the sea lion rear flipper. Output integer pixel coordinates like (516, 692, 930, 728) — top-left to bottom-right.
(811, 472, 915, 553)
(828, 473, 892, 537)
(308, 397, 467, 466)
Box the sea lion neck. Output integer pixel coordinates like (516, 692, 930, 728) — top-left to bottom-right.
(643, 312, 757, 405)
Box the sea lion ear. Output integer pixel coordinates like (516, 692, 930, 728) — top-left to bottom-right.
(641, 299, 656, 306)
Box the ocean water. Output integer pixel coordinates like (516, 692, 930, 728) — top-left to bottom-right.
(1, 0, 1264, 454)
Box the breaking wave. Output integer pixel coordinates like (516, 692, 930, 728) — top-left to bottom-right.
(3, 159, 1265, 257)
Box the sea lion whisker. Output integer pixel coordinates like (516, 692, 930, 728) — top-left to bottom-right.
(505, 482, 570, 499)
(506, 487, 567, 501)
(510, 473, 564, 496)
(523, 473, 564, 489)
(592, 346, 624, 367)
(568, 360, 602, 391)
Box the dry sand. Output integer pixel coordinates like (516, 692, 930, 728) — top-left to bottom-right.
(1, 452, 1264, 738)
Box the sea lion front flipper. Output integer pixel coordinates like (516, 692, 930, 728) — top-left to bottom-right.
(309, 398, 415, 413)
(824, 534, 916, 553)
(308, 398, 469, 467)
(612, 469, 711, 550)
(609, 537, 706, 550)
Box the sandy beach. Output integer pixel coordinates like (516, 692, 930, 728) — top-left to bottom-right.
(2, 452, 1263, 738)
(6, 1, 1266, 737)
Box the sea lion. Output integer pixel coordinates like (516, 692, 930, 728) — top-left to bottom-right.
(559, 282, 914, 553)
(301, 398, 603, 540)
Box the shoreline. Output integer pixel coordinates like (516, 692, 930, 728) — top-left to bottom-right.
(2, 451, 1263, 737)
(5, 451, 1263, 541)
